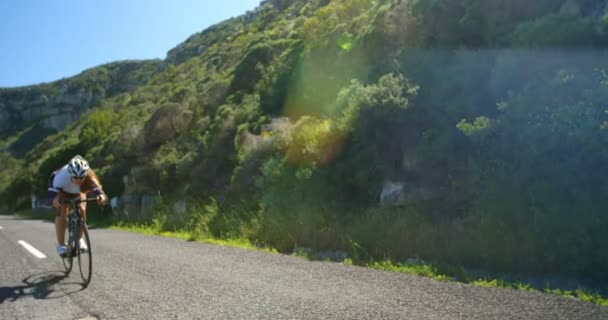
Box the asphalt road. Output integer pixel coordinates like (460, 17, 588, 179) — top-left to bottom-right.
(0, 215, 606, 320)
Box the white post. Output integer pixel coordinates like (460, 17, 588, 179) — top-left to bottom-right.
(110, 197, 118, 212)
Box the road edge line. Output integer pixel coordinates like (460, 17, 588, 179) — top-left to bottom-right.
(18, 240, 47, 259)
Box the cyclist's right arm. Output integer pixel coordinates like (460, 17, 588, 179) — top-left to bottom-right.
(47, 188, 62, 209)
(47, 170, 64, 209)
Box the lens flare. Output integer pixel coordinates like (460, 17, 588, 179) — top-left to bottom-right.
(338, 32, 357, 52)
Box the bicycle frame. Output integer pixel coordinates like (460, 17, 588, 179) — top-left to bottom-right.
(62, 197, 96, 240)
(60, 197, 98, 286)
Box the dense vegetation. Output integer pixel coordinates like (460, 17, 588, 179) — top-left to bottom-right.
(2, 0, 608, 286)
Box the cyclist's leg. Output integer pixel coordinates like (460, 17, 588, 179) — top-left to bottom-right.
(55, 204, 68, 244)
(78, 193, 87, 239)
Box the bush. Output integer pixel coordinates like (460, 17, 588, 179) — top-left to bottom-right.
(8, 125, 57, 158)
(0, 152, 20, 192)
(459, 52, 608, 279)
(284, 116, 343, 167)
(143, 103, 193, 150)
(511, 14, 600, 47)
(301, 0, 375, 46)
(2, 174, 33, 210)
(329, 73, 418, 202)
(79, 109, 115, 146)
(257, 40, 304, 116)
(229, 39, 297, 94)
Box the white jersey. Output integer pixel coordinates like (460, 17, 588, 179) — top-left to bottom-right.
(49, 165, 81, 194)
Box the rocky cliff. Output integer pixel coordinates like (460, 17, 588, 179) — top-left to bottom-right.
(0, 59, 162, 155)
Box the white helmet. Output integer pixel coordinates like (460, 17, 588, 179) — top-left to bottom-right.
(67, 155, 90, 178)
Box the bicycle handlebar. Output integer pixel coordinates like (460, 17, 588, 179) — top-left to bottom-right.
(60, 197, 102, 205)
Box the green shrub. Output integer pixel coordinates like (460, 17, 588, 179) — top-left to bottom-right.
(143, 103, 193, 150)
(79, 109, 117, 149)
(328, 73, 418, 202)
(8, 125, 57, 158)
(257, 40, 304, 115)
(457, 52, 608, 278)
(2, 174, 33, 210)
(511, 14, 599, 47)
(456, 116, 492, 137)
(229, 39, 297, 94)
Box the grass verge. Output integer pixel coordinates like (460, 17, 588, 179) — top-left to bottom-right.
(110, 222, 278, 253)
(369, 260, 608, 307)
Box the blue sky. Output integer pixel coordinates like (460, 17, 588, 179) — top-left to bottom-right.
(0, 0, 261, 87)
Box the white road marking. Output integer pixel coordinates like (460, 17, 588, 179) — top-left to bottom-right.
(0, 225, 3, 230)
(18, 240, 47, 259)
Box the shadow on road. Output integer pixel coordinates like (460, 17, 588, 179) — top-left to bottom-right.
(0, 271, 86, 303)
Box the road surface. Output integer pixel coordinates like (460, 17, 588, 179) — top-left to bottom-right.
(1, 215, 606, 320)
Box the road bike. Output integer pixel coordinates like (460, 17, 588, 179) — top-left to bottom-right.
(60, 197, 98, 287)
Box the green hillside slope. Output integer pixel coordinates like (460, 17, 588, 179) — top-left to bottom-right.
(2, 0, 608, 285)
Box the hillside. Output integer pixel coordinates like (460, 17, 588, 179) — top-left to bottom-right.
(0, 60, 162, 156)
(2, 0, 608, 287)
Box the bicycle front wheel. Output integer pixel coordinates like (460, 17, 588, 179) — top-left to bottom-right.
(77, 222, 92, 287)
(61, 241, 74, 274)
(62, 218, 75, 274)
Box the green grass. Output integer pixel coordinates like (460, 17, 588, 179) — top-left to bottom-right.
(111, 222, 278, 254)
(573, 289, 608, 306)
(111, 222, 192, 240)
(367, 260, 608, 306)
(370, 260, 451, 281)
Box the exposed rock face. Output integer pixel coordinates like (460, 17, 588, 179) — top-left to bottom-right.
(380, 180, 406, 206)
(591, 1, 608, 35)
(560, 0, 607, 34)
(42, 113, 79, 131)
(0, 59, 162, 155)
(0, 87, 102, 155)
(0, 87, 99, 133)
(560, 0, 582, 16)
(379, 179, 435, 207)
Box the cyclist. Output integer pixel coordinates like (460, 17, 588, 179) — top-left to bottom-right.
(47, 155, 107, 255)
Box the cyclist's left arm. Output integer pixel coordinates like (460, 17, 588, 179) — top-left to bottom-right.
(93, 185, 107, 205)
(90, 177, 107, 205)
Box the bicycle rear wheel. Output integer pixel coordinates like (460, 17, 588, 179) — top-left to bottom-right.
(77, 222, 92, 286)
(61, 217, 75, 274)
